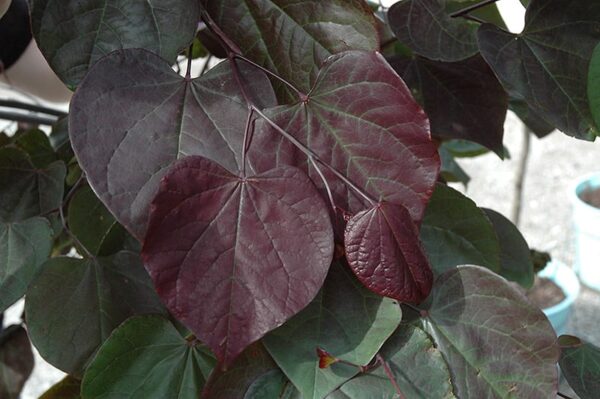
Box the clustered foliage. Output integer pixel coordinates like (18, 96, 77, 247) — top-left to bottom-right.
(1, 0, 600, 397)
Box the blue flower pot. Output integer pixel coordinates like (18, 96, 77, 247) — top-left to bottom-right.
(539, 261, 580, 336)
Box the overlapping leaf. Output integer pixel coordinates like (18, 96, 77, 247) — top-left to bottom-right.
(588, 43, 600, 130)
(0, 217, 53, 312)
(204, 0, 379, 96)
(25, 251, 166, 375)
(0, 326, 34, 399)
(482, 208, 534, 288)
(329, 326, 454, 399)
(478, 0, 600, 140)
(30, 0, 200, 87)
(509, 98, 555, 138)
(81, 315, 215, 399)
(388, 54, 508, 154)
(423, 266, 559, 398)
(420, 184, 500, 276)
(558, 335, 600, 399)
(40, 376, 81, 399)
(142, 156, 334, 367)
(69, 49, 276, 239)
(250, 51, 440, 222)
(345, 202, 433, 303)
(439, 146, 470, 185)
(388, 0, 479, 62)
(263, 261, 401, 399)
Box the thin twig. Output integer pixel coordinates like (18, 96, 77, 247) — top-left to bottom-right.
(557, 392, 575, 399)
(461, 14, 487, 24)
(0, 99, 66, 117)
(450, 0, 499, 18)
(241, 109, 255, 177)
(200, 55, 213, 76)
(309, 156, 337, 212)
(0, 110, 58, 125)
(512, 124, 531, 227)
(376, 354, 406, 399)
(185, 44, 194, 79)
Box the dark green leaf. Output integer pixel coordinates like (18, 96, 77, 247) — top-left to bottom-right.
(478, 0, 600, 140)
(82, 315, 215, 398)
(0, 217, 53, 312)
(25, 251, 166, 375)
(588, 42, 600, 130)
(445, 0, 507, 28)
(439, 146, 470, 185)
(12, 129, 57, 167)
(0, 325, 34, 399)
(330, 326, 454, 399)
(388, 0, 479, 62)
(558, 335, 600, 399)
(423, 266, 559, 398)
(30, 0, 201, 87)
(509, 98, 555, 138)
(441, 139, 489, 158)
(204, 0, 379, 96)
(49, 117, 74, 162)
(68, 185, 126, 256)
(388, 54, 507, 154)
(0, 147, 65, 222)
(420, 184, 500, 275)
(482, 208, 534, 288)
(263, 261, 401, 399)
(39, 376, 81, 399)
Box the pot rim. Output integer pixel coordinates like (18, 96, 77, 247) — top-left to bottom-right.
(539, 260, 580, 315)
(570, 171, 600, 212)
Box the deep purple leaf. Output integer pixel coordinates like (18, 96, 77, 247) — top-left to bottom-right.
(388, 54, 508, 155)
(344, 202, 433, 303)
(70, 49, 276, 239)
(250, 51, 440, 224)
(142, 156, 334, 367)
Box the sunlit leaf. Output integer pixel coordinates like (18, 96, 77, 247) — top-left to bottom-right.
(263, 261, 401, 399)
(30, 0, 200, 87)
(478, 0, 600, 140)
(39, 376, 81, 399)
(558, 335, 600, 399)
(25, 251, 166, 375)
(82, 315, 215, 399)
(70, 49, 276, 239)
(422, 266, 559, 398)
(142, 156, 334, 367)
(345, 202, 433, 303)
(0, 325, 34, 399)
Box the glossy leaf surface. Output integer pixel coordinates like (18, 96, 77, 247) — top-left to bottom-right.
(423, 266, 559, 398)
(0, 217, 53, 312)
(330, 326, 454, 399)
(388, 0, 479, 62)
(263, 261, 401, 399)
(68, 185, 126, 256)
(251, 51, 440, 222)
(0, 326, 34, 399)
(478, 0, 600, 139)
(142, 156, 334, 367)
(420, 184, 500, 276)
(482, 208, 534, 288)
(39, 376, 81, 399)
(589, 43, 600, 130)
(0, 148, 65, 223)
(26, 251, 166, 375)
(30, 0, 200, 87)
(204, 0, 379, 95)
(81, 315, 214, 398)
(558, 335, 600, 399)
(70, 49, 276, 239)
(388, 55, 508, 154)
(345, 202, 432, 303)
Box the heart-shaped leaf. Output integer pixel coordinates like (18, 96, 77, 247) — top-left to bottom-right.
(39, 376, 81, 399)
(0, 217, 53, 312)
(251, 51, 440, 223)
(25, 251, 166, 375)
(11, 129, 57, 168)
(263, 261, 401, 399)
(329, 325, 454, 399)
(142, 156, 334, 367)
(30, 0, 200, 87)
(482, 208, 534, 288)
(345, 202, 433, 303)
(423, 266, 559, 398)
(558, 335, 600, 399)
(82, 315, 215, 399)
(68, 185, 126, 256)
(388, 54, 508, 155)
(478, 0, 600, 140)
(420, 184, 500, 276)
(588, 42, 600, 129)
(509, 97, 555, 138)
(388, 0, 479, 62)
(204, 0, 379, 96)
(0, 147, 65, 223)
(0, 325, 34, 399)
(69, 49, 276, 239)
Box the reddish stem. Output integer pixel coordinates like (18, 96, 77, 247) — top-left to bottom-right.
(376, 354, 406, 399)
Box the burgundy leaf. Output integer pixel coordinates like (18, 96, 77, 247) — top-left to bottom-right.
(142, 156, 334, 367)
(250, 51, 439, 224)
(69, 49, 276, 239)
(344, 202, 433, 303)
